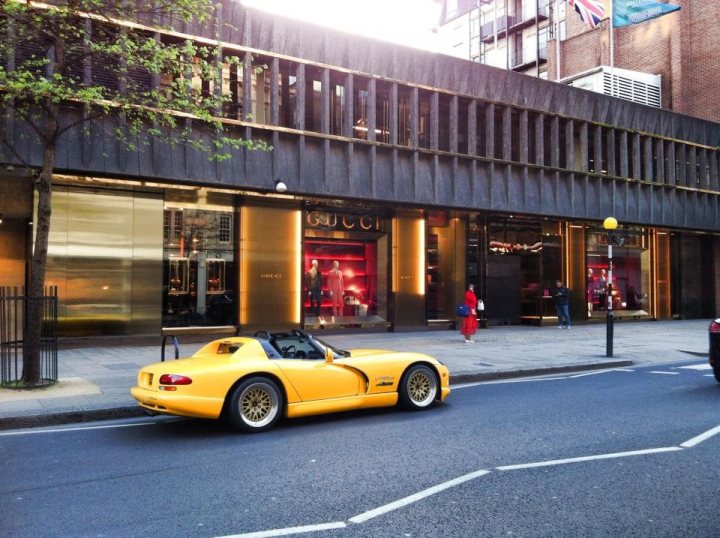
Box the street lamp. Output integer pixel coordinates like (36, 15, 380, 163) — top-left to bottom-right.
(603, 217, 618, 357)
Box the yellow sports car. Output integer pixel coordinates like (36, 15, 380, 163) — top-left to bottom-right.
(131, 330, 451, 432)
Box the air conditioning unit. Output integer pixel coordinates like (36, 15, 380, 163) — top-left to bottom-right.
(561, 66, 661, 108)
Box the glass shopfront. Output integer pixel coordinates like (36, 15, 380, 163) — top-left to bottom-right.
(303, 208, 389, 329)
(586, 227, 651, 319)
(485, 216, 562, 325)
(162, 189, 236, 327)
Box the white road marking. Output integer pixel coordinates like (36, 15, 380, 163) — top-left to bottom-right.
(704, 374, 714, 377)
(678, 364, 712, 370)
(454, 367, 634, 389)
(348, 469, 491, 524)
(217, 522, 347, 538)
(649, 371, 679, 375)
(569, 369, 622, 378)
(453, 377, 567, 389)
(680, 425, 720, 448)
(0, 418, 181, 437)
(496, 447, 682, 471)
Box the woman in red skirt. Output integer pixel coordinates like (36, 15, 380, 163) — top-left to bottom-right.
(461, 284, 478, 343)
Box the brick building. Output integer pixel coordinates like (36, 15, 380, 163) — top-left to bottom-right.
(440, 1, 719, 123)
(553, 0, 720, 123)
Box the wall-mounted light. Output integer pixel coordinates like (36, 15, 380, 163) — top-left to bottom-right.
(274, 179, 287, 193)
(0, 214, 3, 224)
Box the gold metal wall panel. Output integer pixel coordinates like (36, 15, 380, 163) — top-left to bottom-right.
(565, 224, 586, 321)
(392, 215, 426, 327)
(652, 229, 671, 319)
(239, 204, 302, 331)
(45, 187, 163, 336)
(0, 218, 28, 289)
(452, 217, 467, 315)
(131, 195, 163, 334)
(44, 187, 70, 320)
(65, 190, 134, 335)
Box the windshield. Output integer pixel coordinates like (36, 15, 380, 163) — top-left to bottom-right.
(311, 336, 351, 358)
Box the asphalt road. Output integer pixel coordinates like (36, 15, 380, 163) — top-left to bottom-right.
(1, 360, 719, 538)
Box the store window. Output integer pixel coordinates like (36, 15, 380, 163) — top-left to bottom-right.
(163, 189, 236, 327)
(303, 208, 388, 329)
(586, 228, 650, 319)
(486, 217, 561, 325)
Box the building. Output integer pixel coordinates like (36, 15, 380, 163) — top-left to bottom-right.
(437, 0, 555, 77)
(438, 1, 720, 123)
(1, 2, 719, 338)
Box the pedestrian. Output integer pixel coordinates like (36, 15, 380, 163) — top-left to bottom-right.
(553, 280, 572, 329)
(461, 284, 478, 343)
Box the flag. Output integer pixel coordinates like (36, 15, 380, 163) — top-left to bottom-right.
(612, 0, 681, 28)
(568, 0, 606, 29)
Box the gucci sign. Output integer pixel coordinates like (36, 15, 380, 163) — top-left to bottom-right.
(260, 273, 283, 279)
(306, 211, 384, 232)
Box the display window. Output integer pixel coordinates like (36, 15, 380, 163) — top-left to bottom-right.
(303, 208, 388, 328)
(162, 189, 236, 327)
(586, 228, 650, 319)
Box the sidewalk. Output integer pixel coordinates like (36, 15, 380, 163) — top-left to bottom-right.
(0, 319, 711, 429)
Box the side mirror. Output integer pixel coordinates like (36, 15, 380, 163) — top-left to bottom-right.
(325, 348, 334, 363)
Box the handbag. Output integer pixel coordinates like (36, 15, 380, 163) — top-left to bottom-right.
(456, 304, 471, 317)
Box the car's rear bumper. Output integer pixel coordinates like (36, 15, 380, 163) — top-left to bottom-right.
(130, 386, 224, 419)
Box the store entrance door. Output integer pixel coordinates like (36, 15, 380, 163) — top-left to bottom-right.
(486, 256, 521, 325)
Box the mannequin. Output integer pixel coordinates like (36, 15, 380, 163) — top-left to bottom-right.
(327, 260, 345, 317)
(304, 259, 322, 319)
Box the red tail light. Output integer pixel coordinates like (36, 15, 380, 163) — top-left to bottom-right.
(159, 374, 193, 385)
(710, 320, 720, 333)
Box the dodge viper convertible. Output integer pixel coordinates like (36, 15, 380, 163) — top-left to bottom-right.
(131, 330, 451, 432)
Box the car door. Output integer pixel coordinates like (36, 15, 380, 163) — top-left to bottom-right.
(273, 336, 360, 401)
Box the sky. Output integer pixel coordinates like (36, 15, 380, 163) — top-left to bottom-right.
(239, 0, 446, 52)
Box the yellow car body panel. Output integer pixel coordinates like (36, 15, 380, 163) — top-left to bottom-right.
(130, 336, 450, 423)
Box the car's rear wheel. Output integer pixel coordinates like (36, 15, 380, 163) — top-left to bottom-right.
(714, 366, 720, 383)
(399, 364, 438, 410)
(227, 377, 283, 432)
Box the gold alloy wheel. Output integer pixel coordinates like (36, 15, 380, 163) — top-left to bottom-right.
(407, 368, 437, 407)
(239, 382, 279, 428)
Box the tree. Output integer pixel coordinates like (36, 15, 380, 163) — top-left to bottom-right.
(0, 0, 267, 385)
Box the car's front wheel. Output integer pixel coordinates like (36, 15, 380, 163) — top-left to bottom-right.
(399, 364, 438, 410)
(227, 377, 283, 432)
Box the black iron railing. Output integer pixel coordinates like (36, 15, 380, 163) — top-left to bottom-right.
(0, 287, 58, 389)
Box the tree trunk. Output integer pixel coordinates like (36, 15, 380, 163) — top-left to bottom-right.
(22, 137, 56, 385)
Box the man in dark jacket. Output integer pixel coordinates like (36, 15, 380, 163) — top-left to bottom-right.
(553, 280, 572, 329)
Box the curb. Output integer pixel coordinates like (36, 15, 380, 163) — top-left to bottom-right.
(0, 360, 633, 431)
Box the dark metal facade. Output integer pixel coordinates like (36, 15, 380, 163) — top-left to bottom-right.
(2, 2, 720, 231)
